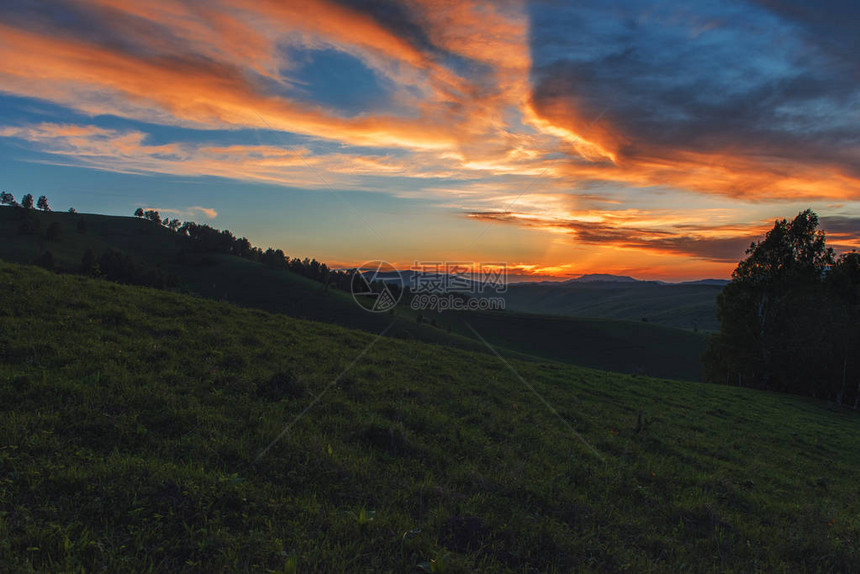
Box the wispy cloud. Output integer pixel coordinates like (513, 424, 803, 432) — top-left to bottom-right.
(466, 209, 768, 262)
(0, 123, 464, 188)
(144, 205, 218, 220)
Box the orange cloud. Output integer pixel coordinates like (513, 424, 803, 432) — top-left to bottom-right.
(0, 122, 474, 188)
(527, 96, 860, 201)
(465, 208, 771, 263)
(144, 206, 218, 220)
(1, 0, 859, 210)
(0, 20, 458, 150)
(0, 0, 543, 159)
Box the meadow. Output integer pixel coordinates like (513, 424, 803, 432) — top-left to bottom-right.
(1, 261, 858, 572)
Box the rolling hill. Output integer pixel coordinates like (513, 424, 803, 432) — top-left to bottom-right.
(0, 261, 857, 572)
(493, 280, 724, 332)
(441, 311, 705, 382)
(0, 207, 708, 381)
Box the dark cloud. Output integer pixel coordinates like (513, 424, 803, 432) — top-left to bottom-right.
(0, 0, 198, 59)
(527, 1, 860, 177)
(332, 0, 435, 54)
(332, 0, 501, 98)
(467, 211, 755, 262)
(752, 0, 860, 75)
(821, 216, 860, 239)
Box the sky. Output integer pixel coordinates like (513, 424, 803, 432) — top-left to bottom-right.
(0, 0, 858, 281)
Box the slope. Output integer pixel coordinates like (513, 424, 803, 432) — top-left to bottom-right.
(497, 280, 724, 331)
(442, 310, 705, 382)
(0, 208, 708, 380)
(0, 261, 857, 572)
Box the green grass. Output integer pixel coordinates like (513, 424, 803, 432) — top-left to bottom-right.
(1, 261, 858, 572)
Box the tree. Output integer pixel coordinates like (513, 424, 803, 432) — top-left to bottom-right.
(705, 210, 835, 395)
(68, 207, 77, 214)
(144, 210, 161, 225)
(21, 194, 34, 209)
(97, 249, 136, 283)
(178, 221, 196, 236)
(37, 195, 50, 211)
(134, 207, 144, 217)
(731, 209, 832, 286)
(0, 191, 17, 207)
(824, 252, 860, 406)
(233, 237, 252, 257)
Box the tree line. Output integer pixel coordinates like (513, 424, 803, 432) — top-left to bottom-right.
(132, 207, 352, 290)
(705, 210, 860, 407)
(0, 195, 351, 293)
(1, 192, 62, 212)
(3, 196, 425, 304)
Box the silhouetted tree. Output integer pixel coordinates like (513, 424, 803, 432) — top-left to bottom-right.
(21, 194, 34, 209)
(68, 207, 77, 214)
(134, 207, 144, 217)
(0, 192, 17, 206)
(262, 248, 287, 268)
(705, 210, 836, 396)
(824, 252, 860, 406)
(144, 210, 161, 225)
(97, 249, 136, 284)
(178, 221, 196, 236)
(234, 237, 252, 257)
(37, 195, 50, 211)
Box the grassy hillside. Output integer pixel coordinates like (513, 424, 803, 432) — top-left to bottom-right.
(442, 311, 705, 382)
(1, 261, 858, 572)
(0, 208, 707, 381)
(0, 207, 387, 329)
(497, 282, 723, 332)
(0, 207, 495, 355)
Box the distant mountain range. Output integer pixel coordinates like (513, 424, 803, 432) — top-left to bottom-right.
(674, 278, 731, 286)
(356, 270, 726, 331)
(360, 270, 729, 289)
(515, 273, 729, 287)
(562, 273, 640, 284)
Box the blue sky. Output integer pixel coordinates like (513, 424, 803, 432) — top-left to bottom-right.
(0, 0, 857, 280)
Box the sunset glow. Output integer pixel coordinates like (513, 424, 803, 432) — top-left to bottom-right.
(1, 0, 858, 280)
